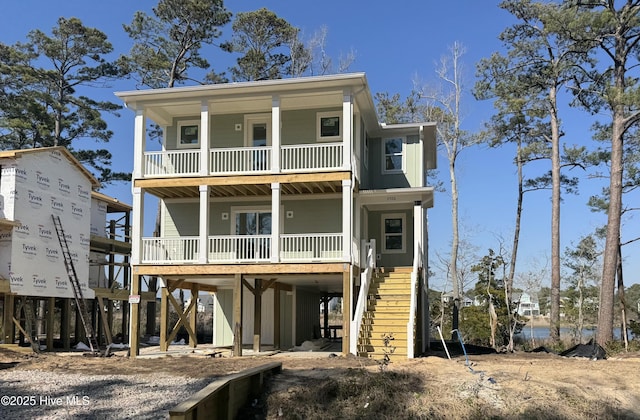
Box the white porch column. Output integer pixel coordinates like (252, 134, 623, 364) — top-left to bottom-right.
(131, 187, 144, 265)
(271, 182, 281, 263)
(199, 185, 210, 264)
(342, 91, 353, 171)
(354, 195, 361, 267)
(200, 101, 210, 176)
(271, 96, 281, 173)
(414, 201, 423, 261)
(133, 108, 146, 179)
(342, 179, 353, 263)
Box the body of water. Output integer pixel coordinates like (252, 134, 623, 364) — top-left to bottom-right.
(518, 326, 630, 340)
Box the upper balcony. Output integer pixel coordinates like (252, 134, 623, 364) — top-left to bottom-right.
(142, 142, 344, 178)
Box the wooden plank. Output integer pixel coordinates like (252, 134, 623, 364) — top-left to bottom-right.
(135, 171, 350, 189)
(166, 292, 197, 346)
(189, 283, 199, 348)
(232, 274, 242, 357)
(130, 274, 141, 357)
(0, 279, 11, 294)
(160, 287, 169, 352)
(273, 284, 280, 349)
(133, 263, 349, 276)
(97, 296, 113, 345)
(46, 298, 54, 351)
(2, 294, 14, 344)
(169, 362, 282, 420)
(61, 298, 70, 351)
(253, 279, 262, 353)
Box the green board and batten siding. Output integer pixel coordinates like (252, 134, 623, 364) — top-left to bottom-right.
(163, 199, 341, 236)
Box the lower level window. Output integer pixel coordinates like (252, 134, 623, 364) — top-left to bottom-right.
(382, 213, 405, 253)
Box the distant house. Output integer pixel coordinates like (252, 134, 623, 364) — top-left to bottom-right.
(513, 292, 540, 317)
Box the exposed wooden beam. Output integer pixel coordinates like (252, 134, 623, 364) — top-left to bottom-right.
(135, 171, 351, 189)
(133, 263, 350, 276)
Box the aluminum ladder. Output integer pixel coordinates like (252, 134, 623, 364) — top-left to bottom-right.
(51, 214, 100, 353)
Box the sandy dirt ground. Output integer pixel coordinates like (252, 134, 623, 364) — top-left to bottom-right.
(0, 345, 639, 419)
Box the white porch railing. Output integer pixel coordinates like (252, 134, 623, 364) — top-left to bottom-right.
(140, 234, 344, 264)
(141, 144, 346, 177)
(350, 239, 376, 355)
(141, 237, 199, 263)
(143, 150, 200, 177)
(208, 235, 271, 262)
(281, 142, 343, 172)
(280, 233, 342, 261)
(209, 147, 271, 174)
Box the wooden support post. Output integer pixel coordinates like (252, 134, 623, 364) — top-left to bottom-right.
(190, 283, 199, 348)
(3, 294, 14, 344)
(46, 297, 55, 351)
(61, 298, 70, 351)
(323, 295, 330, 338)
(165, 286, 197, 348)
(342, 271, 351, 356)
(130, 274, 141, 357)
(97, 297, 113, 345)
(273, 283, 280, 349)
(160, 286, 169, 352)
(232, 274, 243, 357)
(253, 279, 262, 353)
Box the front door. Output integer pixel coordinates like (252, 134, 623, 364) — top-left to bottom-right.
(235, 210, 272, 260)
(245, 114, 271, 171)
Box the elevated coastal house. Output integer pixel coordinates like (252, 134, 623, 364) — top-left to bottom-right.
(116, 73, 436, 359)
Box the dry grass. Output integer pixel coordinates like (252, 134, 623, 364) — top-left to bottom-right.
(1, 346, 640, 419)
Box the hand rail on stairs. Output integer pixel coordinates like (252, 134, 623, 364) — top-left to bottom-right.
(350, 239, 376, 355)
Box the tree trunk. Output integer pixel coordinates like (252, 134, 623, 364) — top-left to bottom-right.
(597, 112, 624, 346)
(617, 244, 628, 351)
(450, 158, 460, 339)
(506, 138, 525, 352)
(549, 85, 561, 343)
(577, 276, 584, 344)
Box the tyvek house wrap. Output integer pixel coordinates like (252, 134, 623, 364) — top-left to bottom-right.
(0, 149, 94, 299)
(89, 197, 108, 289)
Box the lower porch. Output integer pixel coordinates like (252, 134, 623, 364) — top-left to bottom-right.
(128, 263, 354, 358)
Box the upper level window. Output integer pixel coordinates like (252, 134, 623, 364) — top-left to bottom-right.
(382, 213, 406, 253)
(177, 120, 200, 148)
(383, 137, 404, 173)
(317, 112, 341, 141)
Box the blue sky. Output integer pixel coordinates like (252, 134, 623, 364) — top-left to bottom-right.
(2, 1, 636, 289)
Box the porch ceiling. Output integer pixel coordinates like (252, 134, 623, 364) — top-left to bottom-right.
(163, 273, 344, 294)
(135, 172, 350, 199)
(141, 179, 344, 199)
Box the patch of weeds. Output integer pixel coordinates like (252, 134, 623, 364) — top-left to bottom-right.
(376, 332, 396, 372)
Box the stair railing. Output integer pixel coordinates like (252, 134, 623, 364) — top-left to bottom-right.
(350, 239, 376, 355)
(407, 243, 423, 358)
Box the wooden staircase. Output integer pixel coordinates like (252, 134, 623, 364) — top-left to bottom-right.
(357, 268, 413, 361)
